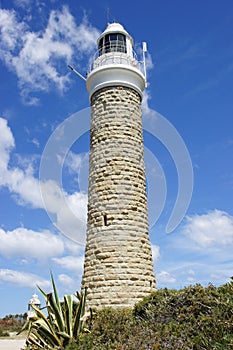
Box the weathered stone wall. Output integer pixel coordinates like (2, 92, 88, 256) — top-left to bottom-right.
(82, 86, 156, 308)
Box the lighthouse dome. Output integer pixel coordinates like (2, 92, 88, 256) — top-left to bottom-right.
(100, 22, 128, 36)
(29, 293, 41, 306)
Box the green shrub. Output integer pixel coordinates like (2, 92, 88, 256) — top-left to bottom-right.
(68, 279, 233, 349)
(18, 277, 232, 349)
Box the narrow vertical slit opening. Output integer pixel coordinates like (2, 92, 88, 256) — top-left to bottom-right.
(103, 214, 107, 226)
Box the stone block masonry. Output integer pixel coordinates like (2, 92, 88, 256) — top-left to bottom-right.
(82, 86, 156, 308)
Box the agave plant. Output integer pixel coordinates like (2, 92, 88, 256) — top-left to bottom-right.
(19, 273, 90, 349)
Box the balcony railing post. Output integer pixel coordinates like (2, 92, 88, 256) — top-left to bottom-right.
(88, 46, 144, 76)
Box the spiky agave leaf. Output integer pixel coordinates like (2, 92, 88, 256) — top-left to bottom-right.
(20, 273, 90, 348)
(32, 318, 62, 348)
(30, 304, 62, 346)
(37, 273, 65, 333)
(37, 283, 56, 331)
(47, 292, 65, 333)
(51, 271, 64, 321)
(17, 318, 30, 335)
(27, 328, 54, 349)
(73, 288, 87, 338)
(20, 316, 61, 350)
(64, 294, 73, 337)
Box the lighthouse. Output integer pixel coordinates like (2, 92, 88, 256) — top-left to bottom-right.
(82, 22, 156, 308)
(27, 293, 41, 319)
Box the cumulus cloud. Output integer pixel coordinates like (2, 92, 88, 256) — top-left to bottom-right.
(0, 227, 64, 260)
(151, 244, 160, 262)
(0, 116, 87, 244)
(183, 210, 233, 247)
(0, 6, 100, 104)
(0, 269, 50, 288)
(0, 117, 47, 207)
(40, 180, 87, 243)
(158, 210, 233, 287)
(58, 274, 76, 287)
(53, 255, 84, 274)
(64, 151, 89, 195)
(157, 271, 176, 285)
(0, 118, 15, 172)
(65, 151, 84, 174)
(64, 238, 86, 255)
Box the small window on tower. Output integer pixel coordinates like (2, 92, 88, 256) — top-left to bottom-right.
(103, 214, 107, 226)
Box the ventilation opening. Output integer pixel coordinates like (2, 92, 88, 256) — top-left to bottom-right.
(103, 214, 107, 226)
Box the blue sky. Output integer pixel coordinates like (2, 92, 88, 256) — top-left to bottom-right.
(0, 0, 232, 317)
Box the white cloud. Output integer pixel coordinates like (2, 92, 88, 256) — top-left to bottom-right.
(142, 90, 153, 116)
(142, 90, 158, 121)
(145, 52, 154, 71)
(158, 209, 233, 287)
(0, 117, 87, 243)
(157, 271, 176, 284)
(0, 6, 100, 104)
(151, 244, 160, 262)
(58, 274, 76, 287)
(32, 138, 40, 147)
(188, 269, 195, 275)
(0, 117, 43, 207)
(7, 167, 43, 208)
(0, 9, 25, 51)
(0, 269, 50, 288)
(0, 118, 15, 172)
(63, 237, 85, 255)
(65, 151, 86, 174)
(0, 227, 64, 260)
(40, 180, 87, 243)
(58, 273, 81, 294)
(183, 210, 233, 247)
(65, 151, 89, 195)
(53, 255, 84, 273)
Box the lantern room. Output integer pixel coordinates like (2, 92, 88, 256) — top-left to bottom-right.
(97, 22, 133, 57)
(86, 22, 146, 98)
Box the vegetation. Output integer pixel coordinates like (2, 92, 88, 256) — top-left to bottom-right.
(20, 277, 233, 349)
(0, 313, 27, 337)
(19, 273, 89, 349)
(69, 279, 233, 349)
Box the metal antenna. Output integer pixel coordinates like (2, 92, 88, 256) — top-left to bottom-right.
(106, 7, 116, 23)
(68, 65, 86, 82)
(142, 42, 147, 87)
(107, 7, 110, 23)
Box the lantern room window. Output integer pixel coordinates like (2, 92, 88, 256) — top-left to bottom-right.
(98, 33, 126, 56)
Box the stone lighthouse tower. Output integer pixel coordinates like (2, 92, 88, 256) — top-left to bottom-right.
(82, 22, 156, 308)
